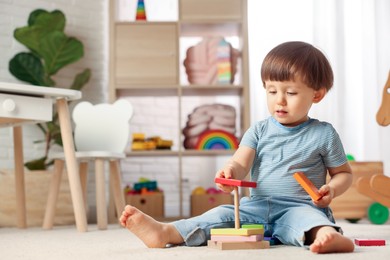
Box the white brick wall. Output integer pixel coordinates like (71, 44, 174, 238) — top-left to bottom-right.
(0, 0, 229, 219)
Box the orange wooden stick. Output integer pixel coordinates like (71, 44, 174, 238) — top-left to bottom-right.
(293, 172, 322, 201)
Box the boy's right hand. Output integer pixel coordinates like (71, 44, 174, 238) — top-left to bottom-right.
(215, 168, 235, 193)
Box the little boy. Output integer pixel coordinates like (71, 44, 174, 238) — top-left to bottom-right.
(120, 41, 355, 254)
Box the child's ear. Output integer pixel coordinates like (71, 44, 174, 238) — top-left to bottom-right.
(313, 88, 327, 103)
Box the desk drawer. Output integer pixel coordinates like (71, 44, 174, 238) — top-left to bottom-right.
(0, 94, 52, 122)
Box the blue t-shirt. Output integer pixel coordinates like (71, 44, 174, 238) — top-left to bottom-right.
(240, 117, 347, 199)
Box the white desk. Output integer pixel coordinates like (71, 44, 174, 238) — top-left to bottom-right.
(0, 82, 88, 232)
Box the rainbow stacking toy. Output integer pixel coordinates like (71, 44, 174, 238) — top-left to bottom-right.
(217, 39, 232, 84)
(136, 0, 147, 21)
(195, 129, 238, 150)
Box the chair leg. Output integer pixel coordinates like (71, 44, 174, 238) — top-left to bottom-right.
(79, 161, 89, 209)
(109, 160, 126, 222)
(108, 179, 117, 224)
(43, 159, 64, 230)
(95, 159, 107, 230)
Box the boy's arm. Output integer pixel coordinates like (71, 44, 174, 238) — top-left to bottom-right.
(327, 162, 353, 197)
(314, 162, 352, 207)
(215, 146, 255, 193)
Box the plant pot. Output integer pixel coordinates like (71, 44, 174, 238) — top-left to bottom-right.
(0, 169, 74, 227)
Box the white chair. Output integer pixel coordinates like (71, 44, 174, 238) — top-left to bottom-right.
(43, 99, 133, 230)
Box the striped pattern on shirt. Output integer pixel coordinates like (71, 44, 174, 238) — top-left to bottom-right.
(240, 117, 347, 199)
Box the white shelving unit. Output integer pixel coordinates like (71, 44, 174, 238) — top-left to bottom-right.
(109, 0, 250, 218)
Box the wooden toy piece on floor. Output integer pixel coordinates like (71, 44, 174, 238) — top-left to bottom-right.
(210, 234, 263, 242)
(210, 225, 264, 242)
(214, 178, 257, 229)
(210, 227, 263, 236)
(293, 172, 322, 201)
(209, 225, 268, 250)
(354, 239, 386, 246)
(207, 240, 270, 250)
(241, 224, 264, 229)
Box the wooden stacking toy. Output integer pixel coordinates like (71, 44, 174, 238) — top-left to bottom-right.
(209, 178, 269, 250)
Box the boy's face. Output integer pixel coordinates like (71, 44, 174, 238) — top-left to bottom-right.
(264, 78, 325, 127)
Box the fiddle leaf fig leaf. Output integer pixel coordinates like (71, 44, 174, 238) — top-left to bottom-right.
(39, 31, 84, 75)
(9, 52, 48, 86)
(24, 156, 47, 171)
(14, 10, 65, 54)
(28, 9, 48, 26)
(70, 68, 91, 91)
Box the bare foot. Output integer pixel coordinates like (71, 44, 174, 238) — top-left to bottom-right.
(310, 231, 354, 253)
(119, 205, 183, 248)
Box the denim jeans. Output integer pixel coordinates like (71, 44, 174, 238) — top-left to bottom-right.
(172, 196, 341, 247)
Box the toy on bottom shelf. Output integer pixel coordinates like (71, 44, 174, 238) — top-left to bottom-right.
(124, 178, 164, 218)
(125, 178, 162, 195)
(208, 178, 270, 250)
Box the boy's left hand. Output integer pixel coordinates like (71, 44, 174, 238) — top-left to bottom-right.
(313, 184, 335, 208)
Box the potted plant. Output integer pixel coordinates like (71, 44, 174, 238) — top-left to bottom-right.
(8, 9, 91, 170)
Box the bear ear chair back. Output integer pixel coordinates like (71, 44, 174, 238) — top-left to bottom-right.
(376, 71, 390, 127)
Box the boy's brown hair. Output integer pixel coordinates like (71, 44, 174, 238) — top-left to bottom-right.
(261, 41, 334, 91)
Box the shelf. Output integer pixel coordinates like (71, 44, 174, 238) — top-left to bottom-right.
(179, 0, 243, 22)
(126, 150, 179, 157)
(115, 85, 179, 97)
(179, 22, 241, 37)
(181, 85, 243, 96)
(126, 149, 235, 157)
(115, 21, 177, 26)
(181, 149, 235, 156)
(114, 85, 243, 96)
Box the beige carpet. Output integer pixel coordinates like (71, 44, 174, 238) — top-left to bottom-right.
(0, 219, 389, 260)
